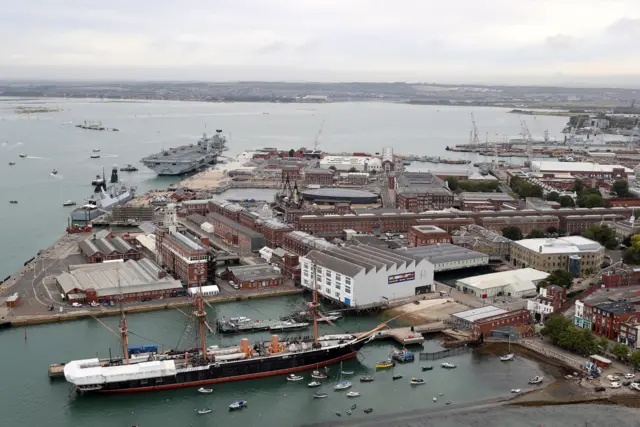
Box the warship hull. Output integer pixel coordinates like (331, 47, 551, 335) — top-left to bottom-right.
(141, 153, 217, 176)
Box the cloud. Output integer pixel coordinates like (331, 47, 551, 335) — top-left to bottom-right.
(0, 0, 639, 84)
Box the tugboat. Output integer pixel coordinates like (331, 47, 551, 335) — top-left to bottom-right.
(120, 164, 138, 172)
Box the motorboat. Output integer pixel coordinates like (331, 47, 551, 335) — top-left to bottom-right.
(62, 200, 76, 207)
(120, 164, 139, 172)
(500, 354, 515, 362)
(8, 161, 15, 166)
(438, 393, 444, 396)
(346, 410, 351, 415)
(287, 374, 304, 382)
(313, 392, 328, 398)
(346, 391, 360, 397)
(410, 378, 426, 385)
(90, 155, 100, 159)
(432, 397, 437, 402)
(228, 400, 247, 411)
(392, 374, 403, 380)
(335, 412, 341, 417)
(364, 408, 373, 414)
(422, 366, 434, 371)
(9, 200, 18, 204)
(311, 370, 328, 379)
(196, 409, 212, 415)
(92, 149, 100, 152)
(197, 387, 213, 393)
(441, 362, 456, 369)
(445, 401, 451, 405)
(334, 381, 352, 390)
(341, 371, 354, 375)
(359, 376, 375, 382)
(375, 359, 394, 369)
(18, 153, 26, 158)
(308, 381, 322, 388)
(529, 376, 544, 385)
(511, 389, 521, 393)
(350, 404, 357, 410)
(51, 169, 58, 175)
(610, 382, 621, 389)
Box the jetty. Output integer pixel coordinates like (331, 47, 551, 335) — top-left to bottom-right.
(368, 321, 448, 346)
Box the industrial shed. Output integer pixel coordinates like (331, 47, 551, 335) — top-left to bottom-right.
(455, 268, 547, 298)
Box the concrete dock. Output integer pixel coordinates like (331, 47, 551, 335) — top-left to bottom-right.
(370, 321, 447, 346)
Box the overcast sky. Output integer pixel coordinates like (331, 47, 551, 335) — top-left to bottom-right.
(2, 0, 640, 85)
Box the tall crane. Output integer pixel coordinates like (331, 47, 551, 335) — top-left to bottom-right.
(470, 113, 481, 145)
(313, 119, 325, 150)
(521, 119, 533, 167)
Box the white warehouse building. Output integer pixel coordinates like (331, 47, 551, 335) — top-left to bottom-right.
(300, 244, 435, 308)
(455, 268, 548, 298)
(319, 156, 374, 172)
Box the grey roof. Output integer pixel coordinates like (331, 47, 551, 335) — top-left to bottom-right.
(138, 222, 157, 234)
(272, 247, 286, 257)
(228, 265, 282, 282)
(78, 236, 134, 257)
(352, 208, 402, 215)
(399, 243, 488, 264)
(301, 188, 378, 198)
(306, 168, 333, 175)
(165, 231, 206, 252)
(306, 244, 423, 278)
(187, 213, 206, 225)
(206, 212, 264, 239)
(452, 305, 507, 322)
(56, 258, 181, 296)
(460, 192, 515, 202)
(286, 231, 335, 250)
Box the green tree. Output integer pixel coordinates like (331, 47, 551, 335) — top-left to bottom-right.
(624, 234, 640, 265)
(598, 336, 610, 351)
(348, 167, 358, 172)
(612, 343, 630, 360)
(612, 180, 630, 198)
(546, 191, 560, 202)
(547, 226, 558, 235)
(579, 193, 604, 208)
(573, 179, 585, 193)
(541, 315, 572, 342)
(582, 225, 618, 249)
(546, 269, 574, 288)
(527, 229, 546, 238)
(288, 148, 295, 157)
(630, 350, 640, 367)
(328, 165, 337, 171)
(446, 176, 459, 191)
(510, 177, 543, 199)
(559, 195, 575, 207)
(502, 226, 523, 241)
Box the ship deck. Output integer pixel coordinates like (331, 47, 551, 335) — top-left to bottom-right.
(142, 146, 218, 162)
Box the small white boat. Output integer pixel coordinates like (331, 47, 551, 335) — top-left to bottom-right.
(92, 148, 100, 152)
(346, 391, 360, 397)
(196, 409, 212, 415)
(287, 374, 304, 382)
(62, 200, 76, 207)
(228, 400, 247, 411)
(500, 353, 515, 362)
(341, 371, 354, 375)
(313, 392, 328, 398)
(308, 381, 322, 388)
(334, 381, 352, 390)
(528, 376, 543, 385)
(511, 388, 521, 393)
(445, 401, 451, 405)
(8, 161, 15, 166)
(198, 387, 213, 393)
(18, 153, 26, 158)
(410, 378, 426, 385)
(441, 362, 456, 369)
(311, 370, 328, 379)
(432, 397, 437, 402)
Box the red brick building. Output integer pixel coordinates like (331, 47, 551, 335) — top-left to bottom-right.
(415, 217, 475, 232)
(585, 301, 640, 340)
(304, 169, 334, 186)
(262, 219, 294, 248)
(283, 231, 334, 256)
(270, 248, 301, 281)
(205, 212, 266, 252)
(78, 234, 141, 263)
(156, 228, 209, 286)
(472, 309, 534, 339)
(221, 265, 284, 290)
(407, 225, 451, 247)
(478, 215, 560, 235)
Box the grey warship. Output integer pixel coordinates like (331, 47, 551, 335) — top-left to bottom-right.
(140, 130, 227, 175)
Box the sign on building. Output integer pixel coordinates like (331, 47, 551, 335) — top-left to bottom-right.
(388, 272, 415, 284)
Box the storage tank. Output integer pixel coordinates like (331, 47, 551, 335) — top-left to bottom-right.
(569, 255, 581, 278)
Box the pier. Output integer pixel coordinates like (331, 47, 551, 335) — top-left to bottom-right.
(370, 321, 447, 346)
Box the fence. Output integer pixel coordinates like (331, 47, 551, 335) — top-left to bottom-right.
(419, 346, 472, 361)
(517, 340, 584, 370)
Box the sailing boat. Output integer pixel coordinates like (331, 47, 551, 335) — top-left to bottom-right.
(500, 335, 514, 362)
(63, 262, 381, 394)
(334, 361, 352, 390)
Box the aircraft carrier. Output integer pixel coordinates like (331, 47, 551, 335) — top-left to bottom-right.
(140, 130, 227, 175)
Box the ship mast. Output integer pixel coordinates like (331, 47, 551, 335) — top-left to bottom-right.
(194, 281, 208, 361)
(311, 262, 320, 347)
(117, 271, 129, 364)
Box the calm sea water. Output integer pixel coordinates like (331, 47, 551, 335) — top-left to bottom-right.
(0, 99, 587, 427)
(0, 98, 568, 278)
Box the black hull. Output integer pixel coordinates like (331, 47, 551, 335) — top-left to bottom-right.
(87, 340, 366, 394)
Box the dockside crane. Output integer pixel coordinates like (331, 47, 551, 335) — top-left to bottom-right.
(313, 119, 325, 150)
(520, 119, 533, 167)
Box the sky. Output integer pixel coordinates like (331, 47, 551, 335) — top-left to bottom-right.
(1, 0, 640, 85)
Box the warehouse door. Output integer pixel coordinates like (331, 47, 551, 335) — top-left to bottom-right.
(415, 285, 431, 295)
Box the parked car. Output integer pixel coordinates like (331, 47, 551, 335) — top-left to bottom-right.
(90, 301, 99, 307)
(71, 302, 82, 308)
